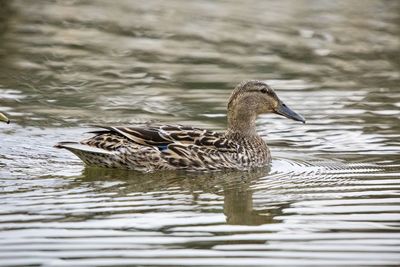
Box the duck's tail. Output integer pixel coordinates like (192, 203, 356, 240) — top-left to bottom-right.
(54, 142, 117, 167)
(54, 142, 112, 154)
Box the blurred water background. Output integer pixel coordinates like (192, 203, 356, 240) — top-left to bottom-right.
(0, 0, 400, 266)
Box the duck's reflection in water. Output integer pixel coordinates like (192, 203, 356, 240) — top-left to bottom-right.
(79, 166, 284, 226)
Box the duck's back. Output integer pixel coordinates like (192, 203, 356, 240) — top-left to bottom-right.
(55, 124, 270, 171)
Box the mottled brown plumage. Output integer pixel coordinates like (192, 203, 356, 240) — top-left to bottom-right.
(55, 80, 305, 172)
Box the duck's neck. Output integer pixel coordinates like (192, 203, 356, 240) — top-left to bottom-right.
(226, 106, 258, 137)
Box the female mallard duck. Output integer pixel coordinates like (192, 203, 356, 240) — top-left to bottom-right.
(55, 80, 305, 172)
(0, 112, 10, 124)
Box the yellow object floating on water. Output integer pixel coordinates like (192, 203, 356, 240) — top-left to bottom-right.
(0, 112, 10, 124)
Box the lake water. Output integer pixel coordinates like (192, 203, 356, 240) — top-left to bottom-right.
(0, 0, 400, 266)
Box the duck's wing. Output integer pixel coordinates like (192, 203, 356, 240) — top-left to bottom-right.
(88, 125, 238, 152)
(56, 124, 241, 170)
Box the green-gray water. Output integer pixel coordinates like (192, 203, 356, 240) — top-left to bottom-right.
(1, 0, 400, 266)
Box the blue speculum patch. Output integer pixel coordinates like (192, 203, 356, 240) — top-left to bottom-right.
(157, 144, 169, 151)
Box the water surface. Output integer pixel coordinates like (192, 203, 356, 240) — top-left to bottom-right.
(0, 0, 400, 266)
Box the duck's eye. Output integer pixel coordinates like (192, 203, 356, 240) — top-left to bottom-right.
(260, 88, 268, 94)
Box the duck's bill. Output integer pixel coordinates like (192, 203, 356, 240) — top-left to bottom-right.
(275, 102, 305, 123)
(0, 112, 10, 124)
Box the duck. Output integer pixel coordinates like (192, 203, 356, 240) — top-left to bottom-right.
(0, 112, 10, 124)
(55, 80, 305, 172)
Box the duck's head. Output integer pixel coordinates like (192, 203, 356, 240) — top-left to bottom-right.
(0, 112, 10, 124)
(227, 80, 305, 133)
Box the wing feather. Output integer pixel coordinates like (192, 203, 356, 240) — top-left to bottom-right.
(88, 124, 238, 152)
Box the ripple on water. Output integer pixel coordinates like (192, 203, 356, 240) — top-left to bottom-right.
(1, 150, 399, 266)
(1, 0, 400, 266)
